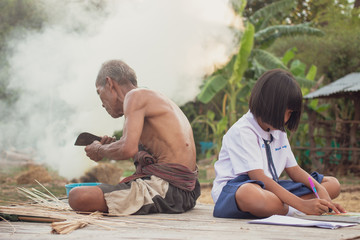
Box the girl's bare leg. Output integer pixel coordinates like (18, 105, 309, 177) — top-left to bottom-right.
(235, 183, 288, 218)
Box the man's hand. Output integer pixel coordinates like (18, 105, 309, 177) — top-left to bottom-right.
(84, 136, 116, 162)
(100, 135, 116, 145)
(85, 141, 103, 162)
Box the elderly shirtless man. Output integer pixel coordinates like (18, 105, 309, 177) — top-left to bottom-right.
(69, 60, 200, 215)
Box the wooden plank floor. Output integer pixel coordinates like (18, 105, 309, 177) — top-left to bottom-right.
(1, 204, 359, 240)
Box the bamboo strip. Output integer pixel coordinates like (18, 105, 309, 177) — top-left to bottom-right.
(17, 183, 71, 211)
(0, 215, 16, 235)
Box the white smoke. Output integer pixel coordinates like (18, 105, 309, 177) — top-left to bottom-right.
(2, 0, 240, 179)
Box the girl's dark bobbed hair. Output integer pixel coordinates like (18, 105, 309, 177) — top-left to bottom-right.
(249, 69, 303, 131)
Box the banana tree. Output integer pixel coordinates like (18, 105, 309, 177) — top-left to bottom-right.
(197, 0, 324, 124)
(194, 0, 325, 158)
(196, 22, 254, 126)
(250, 0, 324, 79)
(193, 21, 254, 157)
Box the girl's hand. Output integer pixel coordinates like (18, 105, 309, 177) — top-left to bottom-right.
(330, 202, 347, 214)
(300, 198, 341, 215)
(316, 186, 346, 213)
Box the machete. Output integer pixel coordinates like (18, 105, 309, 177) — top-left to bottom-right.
(74, 132, 102, 146)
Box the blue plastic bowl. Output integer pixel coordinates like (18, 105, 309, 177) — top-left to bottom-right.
(65, 182, 101, 197)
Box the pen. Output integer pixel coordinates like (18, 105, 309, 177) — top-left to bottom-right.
(308, 177, 320, 199)
(308, 177, 333, 213)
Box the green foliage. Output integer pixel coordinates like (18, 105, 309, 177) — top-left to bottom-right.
(280, 47, 331, 117)
(197, 0, 324, 112)
(307, 99, 331, 113)
(278, 47, 336, 168)
(230, 22, 255, 86)
(255, 24, 324, 48)
(249, 1, 324, 81)
(287, 0, 320, 23)
(249, 0, 297, 27)
(191, 112, 229, 160)
(197, 75, 227, 104)
(282, 47, 296, 65)
(113, 130, 123, 140)
(252, 48, 287, 70)
(280, 47, 317, 89)
(197, 21, 254, 132)
(189, 0, 327, 160)
(305, 65, 317, 81)
(290, 60, 307, 77)
(269, 0, 360, 83)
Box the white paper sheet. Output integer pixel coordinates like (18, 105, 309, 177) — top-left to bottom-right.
(248, 215, 357, 229)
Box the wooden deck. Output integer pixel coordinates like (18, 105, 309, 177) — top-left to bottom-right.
(1, 204, 359, 240)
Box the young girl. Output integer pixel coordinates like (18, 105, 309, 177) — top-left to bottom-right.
(211, 69, 346, 218)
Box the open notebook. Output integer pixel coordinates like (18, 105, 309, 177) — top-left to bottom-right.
(248, 215, 357, 229)
(293, 212, 360, 224)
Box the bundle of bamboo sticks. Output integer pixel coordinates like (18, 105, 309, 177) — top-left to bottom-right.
(0, 180, 128, 234)
(0, 205, 127, 234)
(51, 212, 115, 234)
(17, 180, 70, 211)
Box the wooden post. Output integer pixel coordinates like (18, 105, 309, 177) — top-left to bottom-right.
(350, 94, 360, 166)
(323, 122, 333, 172)
(305, 104, 323, 172)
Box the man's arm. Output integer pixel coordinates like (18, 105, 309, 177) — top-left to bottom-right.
(248, 169, 338, 215)
(85, 90, 146, 161)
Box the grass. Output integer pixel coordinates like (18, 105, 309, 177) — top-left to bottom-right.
(122, 170, 135, 178)
(0, 164, 68, 205)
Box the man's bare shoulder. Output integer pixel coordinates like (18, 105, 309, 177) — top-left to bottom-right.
(125, 88, 163, 101)
(124, 88, 173, 114)
(124, 88, 150, 106)
(126, 88, 172, 106)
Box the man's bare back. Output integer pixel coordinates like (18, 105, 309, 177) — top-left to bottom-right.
(126, 88, 196, 171)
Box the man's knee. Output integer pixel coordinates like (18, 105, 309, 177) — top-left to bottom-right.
(68, 187, 88, 211)
(68, 186, 106, 212)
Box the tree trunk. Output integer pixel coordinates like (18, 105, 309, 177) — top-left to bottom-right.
(355, 0, 360, 8)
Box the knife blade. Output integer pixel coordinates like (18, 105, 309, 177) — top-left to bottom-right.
(74, 132, 102, 146)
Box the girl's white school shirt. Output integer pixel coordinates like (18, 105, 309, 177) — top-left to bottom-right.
(211, 111, 298, 203)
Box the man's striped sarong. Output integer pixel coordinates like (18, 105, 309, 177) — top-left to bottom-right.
(98, 151, 200, 215)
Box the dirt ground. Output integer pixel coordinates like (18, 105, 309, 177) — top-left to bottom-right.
(0, 160, 359, 213)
